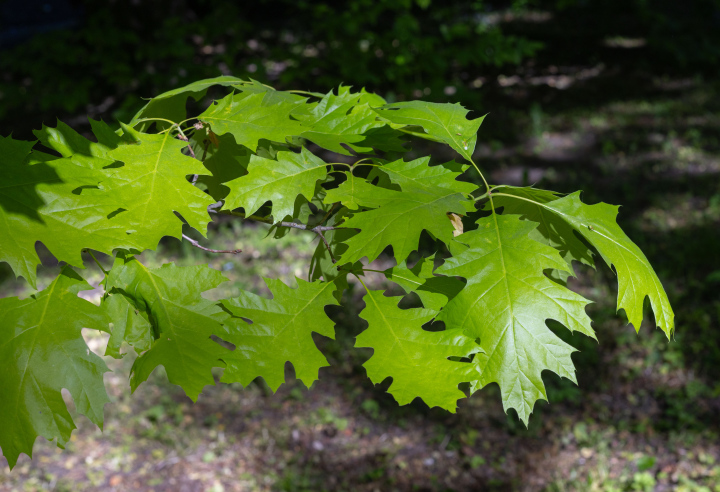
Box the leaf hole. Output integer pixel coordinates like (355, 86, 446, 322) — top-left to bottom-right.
(421, 318, 445, 332)
(71, 185, 99, 195)
(211, 334, 236, 351)
(107, 208, 126, 219)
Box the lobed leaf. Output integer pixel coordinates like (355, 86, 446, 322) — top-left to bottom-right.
(356, 289, 480, 411)
(0, 267, 110, 469)
(199, 91, 306, 151)
(295, 87, 387, 155)
(108, 124, 216, 242)
(0, 135, 137, 287)
(223, 147, 328, 221)
(329, 158, 474, 265)
(374, 101, 486, 161)
(106, 254, 231, 400)
(436, 214, 595, 424)
(492, 189, 674, 336)
(219, 278, 339, 391)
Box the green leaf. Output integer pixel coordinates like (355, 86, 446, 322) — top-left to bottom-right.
(219, 278, 339, 391)
(370, 157, 477, 195)
(490, 187, 596, 272)
(0, 267, 110, 469)
(340, 191, 469, 265)
(103, 292, 153, 359)
(436, 214, 595, 424)
(129, 76, 248, 131)
(234, 79, 310, 105)
(382, 256, 464, 313)
(331, 159, 473, 264)
(192, 131, 251, 202)
(108, 124, 216, 242)
(296, 88, 385, 155)
(356, 289, 480, 411)
(106, 254, 230, 400)
(323, 172, 398, 210)
(223, 147, 327, 221)
(369, 156, 478, 213)
(34, 119, 116, 158)
(374, 101, 486, 161)
(199, 91, 306, 151)
(0, 136, 134, 287)
(494, 190, 674, 336)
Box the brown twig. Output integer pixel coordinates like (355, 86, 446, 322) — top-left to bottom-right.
(209, 209, 345, 262)
(279, 222, 341, 263)
(175, 131, 199, 184)
(315, 230, 336, 264)
(181, 234, 242, 254)
(278, 222, 343, 233)
(176, 133, 196, 159)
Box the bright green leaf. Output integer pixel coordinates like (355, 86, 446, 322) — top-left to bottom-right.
(106, 254, 230, 400)
(356, 288, 480, 411)
(296, 88, 385, 155)
(108, 124, 215, 242)
(223, 147, 327, 220)
(494, 190, 674, 336)
(374, 101, 486, 161)
(219, 278, 339, 391)
(199, 91, 306, 151)
(334, 160, 473, 264)
(370, 157, 477, 195)
(0, 267, 110, 469)
(0, 136, 136, 287)
(436, 214, 595, 424)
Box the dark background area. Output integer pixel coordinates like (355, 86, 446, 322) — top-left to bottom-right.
(1, 1, 719, 490)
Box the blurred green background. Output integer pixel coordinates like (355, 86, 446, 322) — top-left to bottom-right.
(1, 0, 720, 491)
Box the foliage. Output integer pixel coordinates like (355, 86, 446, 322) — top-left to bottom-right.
(0, 77, 674, 469)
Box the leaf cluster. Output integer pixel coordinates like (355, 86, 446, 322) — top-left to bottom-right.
(0, 77, 674, 469)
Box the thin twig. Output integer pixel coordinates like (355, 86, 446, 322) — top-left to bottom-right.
(278, 222, 344, 263)
(175, 132, 196, 159)
(210, 209, 346, 261)
(316, 230, 336, 263)
(181, 234, 242, 254)
(279, 222, 343, 232)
